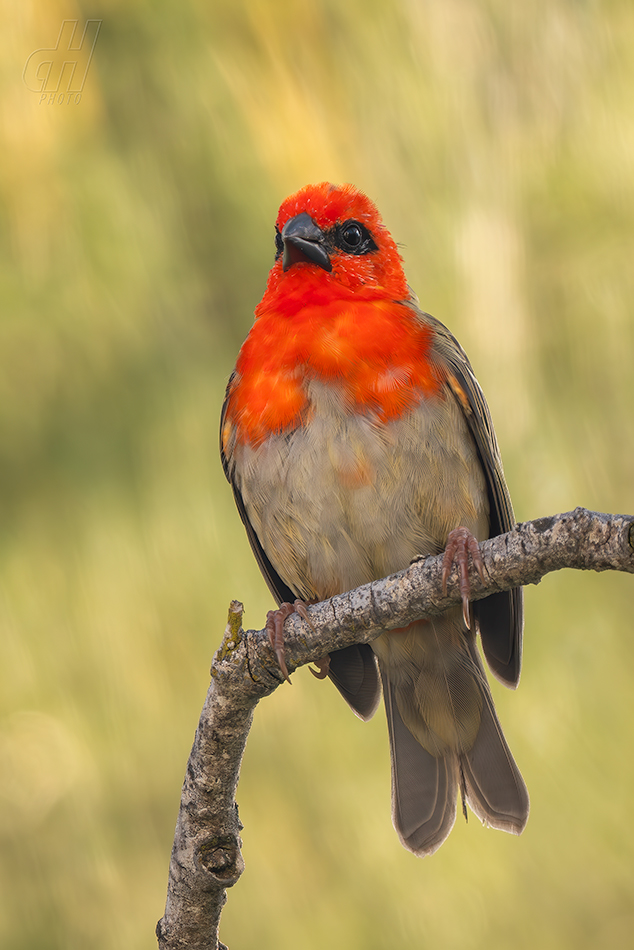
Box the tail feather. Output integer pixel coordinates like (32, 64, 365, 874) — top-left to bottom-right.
(379, 632, 528, 856)
(382, 672, 458, 856)
(460, 642, 529, 834)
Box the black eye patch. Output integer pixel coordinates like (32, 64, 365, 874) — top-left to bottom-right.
(274, 228, 284, 259)
(331, 220, 378, 256)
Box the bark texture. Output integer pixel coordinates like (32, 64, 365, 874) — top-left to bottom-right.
(157, 509, 634, 949)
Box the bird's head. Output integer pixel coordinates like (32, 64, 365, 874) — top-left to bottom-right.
(261, 183, 409, 307)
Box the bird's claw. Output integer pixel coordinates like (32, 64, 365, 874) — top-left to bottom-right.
(441, 526, 485, 630)
(309, 655, 331, 680)
(265, 599, 314, 683)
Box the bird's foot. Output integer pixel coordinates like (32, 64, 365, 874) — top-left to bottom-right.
(265, 600, 313, 683)
(441, 526, 485, 629)
(309, 655, 330, 680)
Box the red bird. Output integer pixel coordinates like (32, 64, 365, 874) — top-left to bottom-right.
(221, 183, 529, 856)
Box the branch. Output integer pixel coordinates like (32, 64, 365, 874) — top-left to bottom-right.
(156, 508, 634, 949)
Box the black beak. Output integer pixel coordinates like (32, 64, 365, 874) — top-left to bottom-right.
(282, 212, 332, 273)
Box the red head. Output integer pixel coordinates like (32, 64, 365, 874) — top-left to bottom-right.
(223, 184, 440, 446)
(259, 183, 409, 312)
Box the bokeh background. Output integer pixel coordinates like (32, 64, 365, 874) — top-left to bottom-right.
(2, 1, 634, 947)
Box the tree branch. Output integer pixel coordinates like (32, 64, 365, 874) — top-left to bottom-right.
(156, 508, 634, 949)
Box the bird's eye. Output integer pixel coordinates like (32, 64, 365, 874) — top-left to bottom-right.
(275, 228, 283, 259)
(333, 219, 378, 256)
(342, 223, 363, 248)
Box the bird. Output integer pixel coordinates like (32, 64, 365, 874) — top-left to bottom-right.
(220, 182, 529, 856)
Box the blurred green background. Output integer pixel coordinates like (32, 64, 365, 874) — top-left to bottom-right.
(2, 1, 634, 947)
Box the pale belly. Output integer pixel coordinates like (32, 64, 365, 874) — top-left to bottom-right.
(231, 379, 489, 602)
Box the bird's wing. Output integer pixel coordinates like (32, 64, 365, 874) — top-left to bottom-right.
(420, 307, 523, 688)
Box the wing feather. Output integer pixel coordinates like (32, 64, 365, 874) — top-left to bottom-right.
(414, 305, 524, 687)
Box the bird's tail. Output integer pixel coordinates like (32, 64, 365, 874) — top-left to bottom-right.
(380, 628, 529, 857)
(458, 639, 530, 836)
